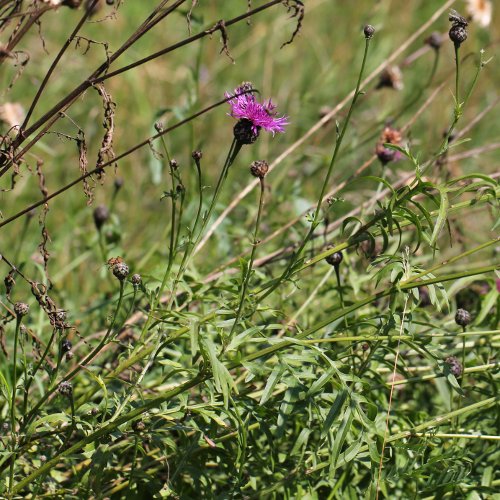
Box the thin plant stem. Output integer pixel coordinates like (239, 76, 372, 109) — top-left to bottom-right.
(8, 316, 21, 497)
(229, 176, 266, 339)
(167, 139, 241, 309)
(21, 282, 126, 432)
(259, 36, 372, 300)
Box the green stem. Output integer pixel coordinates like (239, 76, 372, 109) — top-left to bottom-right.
(260, 36, 372, 300)
(229, 177, 266, 339)
(8, 316, 21, 497)
(167, 139, 241, 310)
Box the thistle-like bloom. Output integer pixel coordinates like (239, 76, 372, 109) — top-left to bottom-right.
(226, 85, 289, 138)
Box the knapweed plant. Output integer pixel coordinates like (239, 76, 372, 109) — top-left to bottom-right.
(0, 0, 498, 498)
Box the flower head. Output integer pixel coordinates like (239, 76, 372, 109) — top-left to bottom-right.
(466, 0, 492, 28)
(375, 126, 403, 165)
(226, 84, 288, 139)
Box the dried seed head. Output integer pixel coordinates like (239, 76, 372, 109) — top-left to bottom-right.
(376, 126, 402, 165)
(445, 356, 463, 377)
(65, 351, 74, 361)
(14, 302, 29, 317)
(449, 24, 468, 46)
(58, 381, 73, 397)
(250, 160, 269, 179)
(325, 247, 343, 267)
(132, 420, 146, 433)
(61, 339, 72, 353)
(131, 274, 142, 286)
(364, 25, 376, 39)
(112, 262, 129, 281)
(233, 119, 260, 145)
(192, 150, 203, 161)
(93, 205, 109, 230)
(425, 31, 443, 50)
(169, 159, 179, 170)
(448, 9, 468, 47)
(377, 66, 404, 91)
(455, 308, 471, 327)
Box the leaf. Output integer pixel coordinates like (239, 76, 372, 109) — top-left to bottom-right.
(322, 390, 348, 436)
(329, 404, 354, 474)
(260, 364, 286, 405)
(430, 187, 449, 247)
(27, 413, 69, 438)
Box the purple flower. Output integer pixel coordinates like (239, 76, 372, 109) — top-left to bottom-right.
(225, 85, 289, 136)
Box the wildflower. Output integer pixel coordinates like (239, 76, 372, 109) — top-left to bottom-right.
(226, 84, 288, 144)
(131, 273, 142, 286)
(58, 381, 73, 397)
(375, 126, 402, 165)
(448, 9, 468, 47)
(250, 160, 269, 179)
(425, 32, 443, 50)
(93, 205, 109, 230)
(445, 356, 463, 377)
(364, 25, 376, 39)
(466, 0, 492, 28)
(112, 262, 129, 281)
(14, 302, 29, 317)
(325, 246, 343, 267)
(455, 308, 472, 327)
(377, 66, 404, 91)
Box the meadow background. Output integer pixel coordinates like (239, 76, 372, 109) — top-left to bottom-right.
(0, 0, 498, 498)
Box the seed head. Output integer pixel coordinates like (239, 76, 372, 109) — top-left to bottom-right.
(192, 150, 203, 161)
(58, 381, 73, 397)
(131, 273, 142, 286)
(61, 339, 72, 353)
(449, 24, 468, 46)
(65, 351, 74, 361)
(112, 262, 129, 281)
(14, 302, 29, 317)
(169, 159, 179, 170)
(325, 247, 343, 267)
(250, 160, 269, 179)
(425, 32, 443, 50)
(448, 9, 468, 47)
(445, 356, 463, 377)
(114, 177, 124, 190)
(93, 205, 109, 230)
(364, 25, 375, 39)
(376, 126, 402, 165)
(132, 420, 146, 433)
(455, 308, 471, 327)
